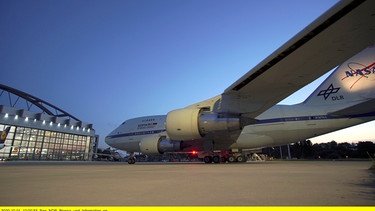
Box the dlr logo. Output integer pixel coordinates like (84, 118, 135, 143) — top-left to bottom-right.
(332, 95, 344, 101)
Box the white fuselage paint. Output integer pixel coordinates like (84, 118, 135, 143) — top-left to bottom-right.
(105, 101, 375, 153)
(233, 103, 373, 149)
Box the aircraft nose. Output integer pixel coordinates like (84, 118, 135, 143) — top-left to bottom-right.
(104, 135, 113, 146)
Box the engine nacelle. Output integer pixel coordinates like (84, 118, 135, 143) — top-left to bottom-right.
(165, 108, 202, 140)
(139, 136, 181, 154)
(166, 108, 256, 140)
(199, 112, 241, 134)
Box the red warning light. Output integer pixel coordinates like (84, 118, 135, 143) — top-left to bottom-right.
(192, 150, 197, 154)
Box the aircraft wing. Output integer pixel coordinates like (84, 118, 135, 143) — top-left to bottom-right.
(218, 0, 375, 117)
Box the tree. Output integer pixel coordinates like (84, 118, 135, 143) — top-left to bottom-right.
(357, 141, 375, 158)
(337, 142, 352, 158)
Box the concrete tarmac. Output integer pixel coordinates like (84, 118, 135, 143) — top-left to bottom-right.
(0, 160, 374, 206)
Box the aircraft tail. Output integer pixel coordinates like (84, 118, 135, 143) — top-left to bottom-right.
(0, 126, 10, 144)
(303, 44, 375, 108)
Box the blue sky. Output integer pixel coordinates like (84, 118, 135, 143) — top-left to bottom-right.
(1, 0, 374, 148)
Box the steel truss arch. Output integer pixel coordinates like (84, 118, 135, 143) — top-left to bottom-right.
(0, 84, 80, 121)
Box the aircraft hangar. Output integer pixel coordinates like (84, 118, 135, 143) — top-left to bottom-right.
(0, 84, 98, 161)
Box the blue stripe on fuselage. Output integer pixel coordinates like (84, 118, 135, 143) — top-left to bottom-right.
(106, 129, 166, 139)
(258, 112, 375, 124)
(258, 115, 328, 124)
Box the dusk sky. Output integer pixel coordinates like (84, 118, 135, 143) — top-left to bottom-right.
(1, 0, 374, 149)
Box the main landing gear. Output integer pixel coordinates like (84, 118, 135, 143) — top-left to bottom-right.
(203, 151, 248, 164)
(203, 155, 221, 164)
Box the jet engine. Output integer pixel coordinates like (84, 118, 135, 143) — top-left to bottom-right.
(166, 108, 257, 140)
(139, 136, 181, 154)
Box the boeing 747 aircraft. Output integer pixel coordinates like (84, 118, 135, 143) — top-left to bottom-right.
(105, 0, 375, 164)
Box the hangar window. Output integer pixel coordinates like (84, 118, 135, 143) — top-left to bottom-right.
(0, 124, 93, 161)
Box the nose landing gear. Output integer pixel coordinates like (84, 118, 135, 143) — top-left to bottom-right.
(127, 152, 136, 164)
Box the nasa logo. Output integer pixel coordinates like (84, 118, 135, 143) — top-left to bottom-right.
(342, 62, 375, 89)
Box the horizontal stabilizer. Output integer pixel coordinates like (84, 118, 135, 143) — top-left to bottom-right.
(328, 98, 375, 117)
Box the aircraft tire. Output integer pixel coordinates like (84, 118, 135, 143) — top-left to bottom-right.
(236, 156, 244, 162)
(228, 156, 236, 163)
(213, 155, 221, 163)
(128, 158, 136, 164)
(203, 156, 212, 164)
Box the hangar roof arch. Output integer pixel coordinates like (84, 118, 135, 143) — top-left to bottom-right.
(0, 84, 80, 121)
